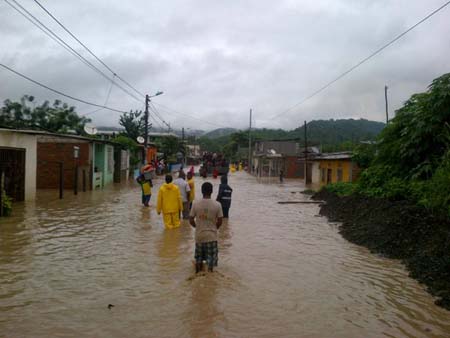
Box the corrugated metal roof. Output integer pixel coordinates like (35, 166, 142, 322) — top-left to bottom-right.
(314, 152, 353, 160)
(0, 128, 117, 145)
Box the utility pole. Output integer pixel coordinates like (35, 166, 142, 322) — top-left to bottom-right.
(182, 127, 186, 165)
(385, 85, 389, 124)
(248, 109, 252, 172)
(304, 120, 309, 184)
(144, 94, 149, 164)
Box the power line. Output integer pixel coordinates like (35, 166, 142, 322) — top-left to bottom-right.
(0, 62, 127, 114)
(8, 0, 232, 128)
(270, 0, 450, 120)
(149, 102, 171, 128)
(5, 0, 142, 103)
(152, 102, 229, 128)
(148, 113, 164, 130)
(32, 0, 146, 99)
(83, 74, 116, 116)
(4, 0, 98, 75)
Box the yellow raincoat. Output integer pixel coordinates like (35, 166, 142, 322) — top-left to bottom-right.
(157, 183, 183, 228)
(187, 178, 195, 202)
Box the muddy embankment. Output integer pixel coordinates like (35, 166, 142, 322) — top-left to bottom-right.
(312, 190, 450, 310)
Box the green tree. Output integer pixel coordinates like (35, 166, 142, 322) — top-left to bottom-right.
(0, 95, 91, 134)
(119, 110, 145, 141)
(352, 143, 376, 169)
(375, 73, 450, 179)
(156, 136, 185, 162)
(113, 135, 140, 166)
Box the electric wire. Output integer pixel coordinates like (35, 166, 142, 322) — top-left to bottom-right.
(5, 0, 142, 103)
(0, 62, 127, 113)
(149, 113, 164, 130)
(83, 74, 116, 116)
(4, 0, 98, 76)
(32, 0, 146, 99)
(149, 102, 171, 128)
(270, 0, 450, 119)
(9, 0, 226, 128)
(152, 102, 229, 128)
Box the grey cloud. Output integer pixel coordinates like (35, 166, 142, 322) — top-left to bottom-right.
(1, 0, 449, 131)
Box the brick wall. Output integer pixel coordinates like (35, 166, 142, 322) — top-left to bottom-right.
(37, 142, 92, 189)
(284, 156, 312, 178)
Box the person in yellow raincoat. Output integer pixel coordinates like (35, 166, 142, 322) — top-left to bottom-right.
(187, 171, 195, 208)
(157, 174, 183, 229)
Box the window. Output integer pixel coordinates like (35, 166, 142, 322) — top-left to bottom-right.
(321, 168, 326, 183)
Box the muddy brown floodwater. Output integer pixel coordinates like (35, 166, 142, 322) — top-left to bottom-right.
(1, 172, 449, 338)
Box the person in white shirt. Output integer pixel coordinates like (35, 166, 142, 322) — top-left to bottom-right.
(173, 170, 191, 219)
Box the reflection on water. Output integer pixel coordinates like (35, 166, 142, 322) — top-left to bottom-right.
(1, 172, 449, 338)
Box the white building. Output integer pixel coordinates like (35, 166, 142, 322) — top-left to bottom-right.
(0, 129, 37, 201)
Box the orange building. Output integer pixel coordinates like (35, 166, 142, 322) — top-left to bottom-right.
(146, 143, 158, 164)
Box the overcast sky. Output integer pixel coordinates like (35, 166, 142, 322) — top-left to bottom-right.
(1, 0, 449, 131)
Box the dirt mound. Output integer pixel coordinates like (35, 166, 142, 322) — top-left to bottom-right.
(313, 190, 450, 310)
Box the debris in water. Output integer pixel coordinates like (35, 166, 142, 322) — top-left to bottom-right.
(108, 304, 114, 309)
(278, 201, 323, 204)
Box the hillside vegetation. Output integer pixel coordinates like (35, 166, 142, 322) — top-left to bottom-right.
(198, 118, 385, 157)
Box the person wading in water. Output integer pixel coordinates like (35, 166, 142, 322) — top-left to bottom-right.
(189, 182, 223, 273)
(157, 174, 183, 229)
(216, 175, 233, 218)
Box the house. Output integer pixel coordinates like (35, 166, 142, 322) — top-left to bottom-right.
(288, 146, 321, 182)
(37, 134, 130, 190)
(186, 144, 201, 164)
(37, 133, 93, 191)
(0, 129, 38, 201)
(252, 141, 299, 178)
(312, 152, 360, 185)
(252, 141, 321, 179)
(1, 129, 131, 202)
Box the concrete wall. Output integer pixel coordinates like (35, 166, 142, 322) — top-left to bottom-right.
(311, 162, 321, 185)
(0, 131, 37, 200)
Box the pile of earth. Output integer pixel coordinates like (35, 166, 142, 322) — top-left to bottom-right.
(312, 190, 450, 310)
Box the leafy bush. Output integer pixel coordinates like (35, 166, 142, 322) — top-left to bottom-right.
(352, 143, 376, 169)
(375, 73, 450, 179)
(1, 190, 12, 216)
(323, 182, 358, 196)
(418, 156, 450, 217)
(357, 165, 391, 197)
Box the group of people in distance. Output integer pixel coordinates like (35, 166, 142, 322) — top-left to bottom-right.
(136, 166, 233, 273)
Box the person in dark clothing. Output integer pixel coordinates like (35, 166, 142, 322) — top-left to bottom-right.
(216, 175, 233, 218)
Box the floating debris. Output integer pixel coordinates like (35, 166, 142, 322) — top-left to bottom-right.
(277, 201, 323, 204)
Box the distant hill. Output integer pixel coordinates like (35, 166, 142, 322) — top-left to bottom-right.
(198, 118, 385, 153)
(288, 119, 385, 144)
(203, 128, 238, 138)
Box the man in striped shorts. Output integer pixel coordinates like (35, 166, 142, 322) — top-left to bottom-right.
(189, 182, 223, 273)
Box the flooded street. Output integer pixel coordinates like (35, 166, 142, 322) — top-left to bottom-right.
(1, 172, 449, 338)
